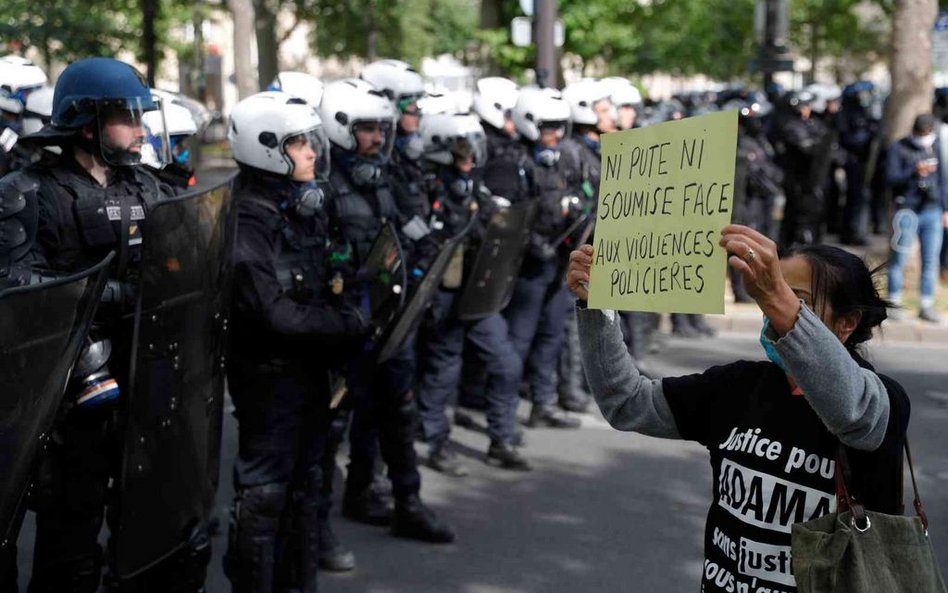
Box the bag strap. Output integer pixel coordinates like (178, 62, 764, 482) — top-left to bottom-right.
(835, 446, 870, 532)
(904, 441, 929, 532)
(835, 441, 929, 533)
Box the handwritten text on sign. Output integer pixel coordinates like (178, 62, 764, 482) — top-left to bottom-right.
(587, 110, 738, 313)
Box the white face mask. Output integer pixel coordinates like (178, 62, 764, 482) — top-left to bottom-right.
(913, 133, 937, 149)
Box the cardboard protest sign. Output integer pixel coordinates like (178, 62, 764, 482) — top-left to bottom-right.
(587, 109, 738, 314)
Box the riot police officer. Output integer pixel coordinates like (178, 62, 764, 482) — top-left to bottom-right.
(6, 57, 184, 593)
(729, 99, 783, 301)
(141, 89, 209, 189)
(265, 70, 359, 573)
(778, 89, 830, 251)
(317, 78, 455, 543)
(558, 79, 615, 412)
(414, 112, 529, 475)
(506, 87, 583, 429)
(601, 76, 642, 130)
(361, 59, 431, 220)
(838, 81, 882, 245)
(0, 56, 48, 175)
(223, 90, 365, 593)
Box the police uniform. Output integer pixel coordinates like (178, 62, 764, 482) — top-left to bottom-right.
(224, 172, 367, 593)
(20, 152, 168, 593)
(505, 141, 585, 424)
(414, 167, 524, 466)
(324, 150, 453, 542)
(779, 114, 829, 250)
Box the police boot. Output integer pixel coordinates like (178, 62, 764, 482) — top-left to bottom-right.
(526, 404, 581, 429)
(28, 548, 102, 593)
(391, 495, 455, 544)
(223, 483, 288, 593)
(341, 490, 393, 527)
(318, 519, 355, 573)
(486, 441, 532, 471)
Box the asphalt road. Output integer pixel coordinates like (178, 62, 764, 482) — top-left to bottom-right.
(14, 331, 948, 592)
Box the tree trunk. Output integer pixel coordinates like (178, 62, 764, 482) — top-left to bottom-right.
(253, 0, 279, 90)
(228, 0, 258, 99)
(807, 21, 818, 86)
(366, 0, 378, 61)
(142, 0, 158, 86)
(479, 0, 504, 75)
(480, 0, 503, 28)
(885, 0, 937, 144)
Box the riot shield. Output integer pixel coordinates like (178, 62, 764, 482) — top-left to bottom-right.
(0, 254, 111, 545)
(113, 174, 237, 578)
(354, 222, 407, 344)
(376, 233, 464, 363)
(359, 221, 406, 319)
(456, 201, 537, 321)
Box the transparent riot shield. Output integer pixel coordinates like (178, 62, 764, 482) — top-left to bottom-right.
(113, 174, 237, 577)
(0, 254, 111, 545)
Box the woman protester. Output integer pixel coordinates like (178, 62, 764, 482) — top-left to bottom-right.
(567, 224, 909, 593)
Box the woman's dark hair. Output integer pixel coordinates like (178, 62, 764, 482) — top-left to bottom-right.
(788, 244, 891, 349)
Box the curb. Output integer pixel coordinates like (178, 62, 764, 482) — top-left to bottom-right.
(707, 304, 948, 345)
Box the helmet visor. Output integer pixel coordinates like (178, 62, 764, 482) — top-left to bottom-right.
(352, 119, 395, 161)
(448, 131, 488, 168)
(283, 126, 331, 181)
(97, 96, 165, 167)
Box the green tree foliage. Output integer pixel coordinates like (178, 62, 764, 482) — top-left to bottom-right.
(0, 0, 192, 76)
(479, 0, 888, 82)
(790, 0, 888, 81)
(307, 0, 478, 66)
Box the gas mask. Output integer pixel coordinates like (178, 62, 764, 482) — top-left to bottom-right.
(448, 175, 474, 200)
(285, 180, 325, 217)
(395, 133, 425, 161)
(348, 156, 385, 188)
(533, 145, 561, 168)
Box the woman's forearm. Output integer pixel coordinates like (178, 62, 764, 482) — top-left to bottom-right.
(767, 305, 890, 451)
(577, 305, 681, 439)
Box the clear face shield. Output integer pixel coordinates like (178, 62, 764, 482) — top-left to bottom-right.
(98, 97, 169, 167)
(538, 120, 570, 148)
(594, 98, 618, 134)
(456, 131, 487, 168)
(352, 119, 395, 162)
(283, 126, 331, 182)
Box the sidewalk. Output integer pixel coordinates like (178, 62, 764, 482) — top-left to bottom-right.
(707, 300, 948, 344)
(710, 234, 948, 344)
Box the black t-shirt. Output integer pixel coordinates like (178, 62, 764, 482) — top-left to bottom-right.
(662, 356, 908, 593)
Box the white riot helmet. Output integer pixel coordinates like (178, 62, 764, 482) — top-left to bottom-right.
(228, 91, 330, 179)
(805, 83, 842, 114)
(0, 56, 48, 115)
(562, 78, 615, 128)
(141, 95, 198, 168)
(318, 78, 397, 158)
(360, 59, 426, 113)
(512, 87, 571, 143)
(472, 77, 519, 131)
(602, 76, 643, 108)
(269, 71, 325, 107)
(419, 112, 487, 166)
(21, 85, 54, 136)
(21, 85, 59, 154)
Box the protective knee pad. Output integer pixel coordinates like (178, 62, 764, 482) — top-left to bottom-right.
(223, 483, 289, 593)
(28, 549, 102, 593)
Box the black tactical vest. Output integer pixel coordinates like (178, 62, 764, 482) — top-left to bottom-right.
(326, 168, 400, 267)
